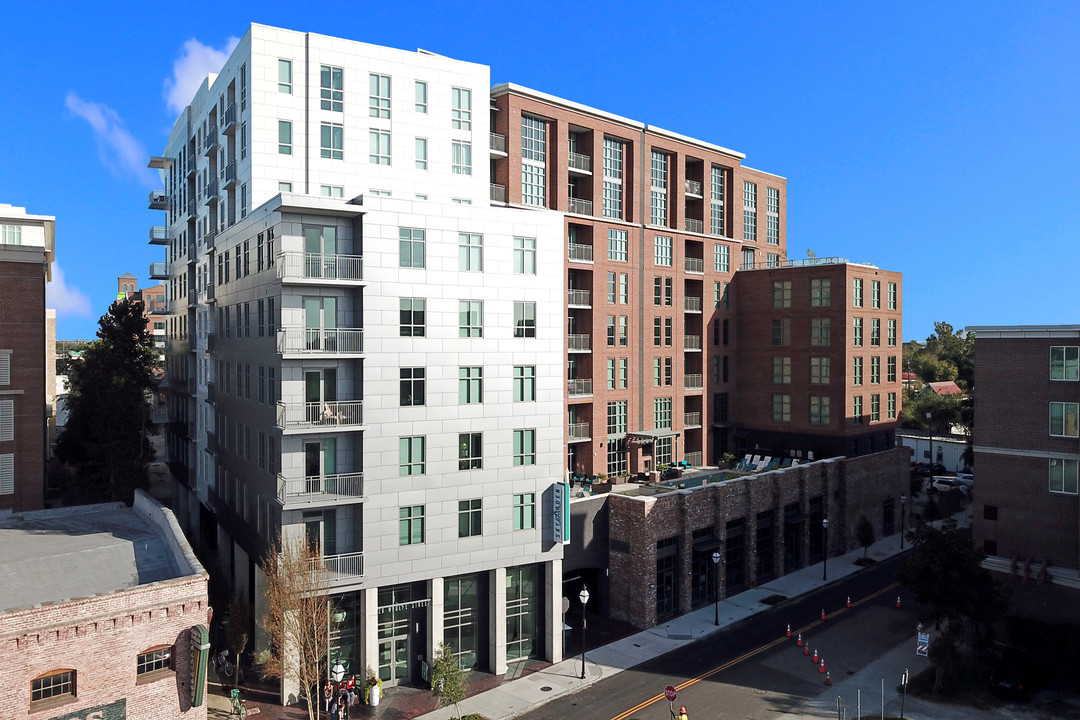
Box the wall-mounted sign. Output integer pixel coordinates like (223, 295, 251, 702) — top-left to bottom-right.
(553, 481, 570, 545)
(48, 698, 126, 720)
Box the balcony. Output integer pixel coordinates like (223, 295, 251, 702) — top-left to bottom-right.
(685, 179, 703, 197)
(186, 156, 196, 179)
(148, 156, 172, 170)
(568, 242, 594, 263)
(685, 257, 704, 273)
(203, 125, 218, 156)
(279, 472, 364, 508)
(568, 197, 593, 216)
(490, 183, 506, 203)
(568, 422, 591, 442)
(278, 252, 364, 284)
(204, 229, 216, 250)
(148, 190, 168, 211)
(489, 132, 507, 155)
(568, 334, 591, 353)
(312, 551, 364, 582)
(684, 218, 704, 234)
(206, 381, 216, 404)
(684, 373, 703, 390)
(568, 151, 592, 174)
(223, 161, 237, 189)
(149, 262, 168, 280)
(568, 379, 593, 397)
(221, 103, 237, 135)
(277, 328, 364, 356)
(186, 198, 196, 219)
(206, 332, 216, 353)
(205, 179, 218, 205)
(684, 411, 702, 428)
(277, 400, 364, 432)
(685, 451, 703, 466)
(567, 289, 591, 307)
(684, 334, 702, 351)
(149, 225, 168, 245)
(685, 296, 703, 313)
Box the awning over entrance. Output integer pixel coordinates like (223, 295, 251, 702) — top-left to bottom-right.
(626, 430, 682, 446)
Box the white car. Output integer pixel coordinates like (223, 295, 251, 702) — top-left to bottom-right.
(954, 472, 973, 491)
(931, 476, 966, 493)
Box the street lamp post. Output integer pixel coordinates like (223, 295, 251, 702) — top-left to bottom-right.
(900, 494, 907, 549)
(579, 585, 590, 679)
(926, 412, 933, 468)
(711, 551, 721, 626)
(822, 517, 830, 581)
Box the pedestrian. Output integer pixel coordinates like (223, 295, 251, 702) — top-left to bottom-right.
(339, 690, 349, 719)
(329, 695, 340, 720)
(345, 674, 357, 707)
(678, 706, 688, 720)
(323, 680, 333, 713)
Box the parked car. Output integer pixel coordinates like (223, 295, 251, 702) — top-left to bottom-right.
(912, 462, 948, 477)
(954, 472, 973, 491)
(930, 476, 965, 493)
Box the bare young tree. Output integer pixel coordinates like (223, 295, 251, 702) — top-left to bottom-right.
(258, 534, 331, 720)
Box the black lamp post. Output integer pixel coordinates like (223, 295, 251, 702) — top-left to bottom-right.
(579, 585, 590, 679)
(926, 412, 933, 467)
(822, 516, 830, 581)
(900, 494, 907, 549)
(711, 551, 721, 625)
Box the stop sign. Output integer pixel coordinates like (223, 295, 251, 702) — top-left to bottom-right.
(664, 685, 677, 702)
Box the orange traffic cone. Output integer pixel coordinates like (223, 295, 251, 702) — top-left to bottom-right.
(819, 657, 826, 673)
(846, 596, 851, 608)
(825, 671, 832, 686)
(821, 608, 826, 621)
(812, 648, 818, 663)
(796, 633, 803, 647)
(896, 595, 902, 609)
(803, 643, 810, 656)
(787, 623, 791, 637)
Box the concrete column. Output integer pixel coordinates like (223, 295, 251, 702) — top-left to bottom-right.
(428, 576, 444, 675)
(360, 586, 379, 681)
(489, 567, 507, 675)
(545, 558, 563, 663)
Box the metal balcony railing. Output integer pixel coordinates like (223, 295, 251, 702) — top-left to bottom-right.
(277, 328, 364, 355)
(685, 179, 703, 196)
(277, 400, 364, 430)
(222, 103, 237, 133)
(186, 198, 196, 219)
(567, 289, 591, 307)
(148, 190, 168, 210)
(312, 551, 364, 579)
(568, 243, 594, 262)
(279, 472, 364, 505)
(685, 335, 702, 350)
(277, 252, 364, 282)
(206, 333, 216, 353)
(205, 179, 218, 203)
(206, 381, 216, 404)
(684, 218, 704, 234)
(685, 451, 703, 466)
(149, 262, 168, 279)
(568, 151, 592, 173)
(684, 411, 702, 427)
(684, 373, 703, 390)
(490, 183, 506, 203)
(685, 296, 702, 312)
(223, 161, 237, 188)
(567, 334, 591, 352)
(568, 379, 593, 396)
(149, 225, 168, 244)
(685, 257, 704, 273)
(568, 197, 593, 216)
(568, 422, 591, 440)
(489, 132, 506, 153)
(203, 126, 218, 155)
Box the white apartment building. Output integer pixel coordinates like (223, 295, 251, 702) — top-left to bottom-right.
(149, 24, 566, 695)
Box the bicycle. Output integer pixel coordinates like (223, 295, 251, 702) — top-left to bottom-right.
(230, 687, 247, 719)
(214, 648, 235, 679)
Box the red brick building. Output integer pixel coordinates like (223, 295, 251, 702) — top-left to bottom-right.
(0, 491, 210, 719)
(970, 325, 1080, 623)
(0, 203, 55, 512)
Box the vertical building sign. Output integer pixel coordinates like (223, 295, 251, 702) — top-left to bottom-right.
(552, 481, 570, 545)
(190, 623, 209, 707)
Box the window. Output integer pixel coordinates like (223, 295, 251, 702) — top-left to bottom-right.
(609, 358, 618, 389)
(766, 253, 779, 267)
(400, 298, 425, 336)
(514, 302, 536, 338)
(665, 317, 673, 346)
(458, 499, 482, 537)
(368, 129, 389, 164)
(278, 120, 292, 154)
(619, 273, 628, 304)
(278, 182, 292, 192)
(607, 400, 627, 435)
(871, 356, 881, 384)
(742, 248, 755, 270)
(399, 505, 425, 544)
(655, 236, 672, 266)
(653, 358, 662, 386)
(650, 151, 668, 226)
(1050, 402, 1079, 437)
(395, 228, 426, 268)
(0, 453, 12, 495)
(773, 357, 791, 384)
(415, 81, 427, 112)
(810, 396, 830, 425)
(603, 138, 624, 219)
(320, 185, 343, 198)
(888, 392, 897, 419)
(415, 138, 428, 169)
(772, 394, 791, 422)
(853, 396, 863, 424)
(458, 432, 482, 470)
(871, 318, 881, 346)
(653, 278, 662, 306)
(400, 368, 425, 406)
(399, 437, 425, 476)
(711, 165, 726, 236)
(320, 65, 343, 111)
(452, 141, 472, 175)
(514, 429, 536, 466)
(853, 317, 863, 346)
(870, 394, 881, 422)
(810, 357, 830, 384)
(513, 493, 535, 530)
(853, 278, 863, 307)
(451, 87, 472, 130)
(459, 233, 483, 271)
(772, 318, 790, 346)
(714, 243, 729, 272)
(664, 356, 673, 386)
(278, 59, 292, 93)
(772, 281, 791, 308)
(514, 237, 536, 274)
(369, 73, 391, 118)
(521, 116, 546, 207)
(513, 366, 535, 402)
(654, 397, 672, 429)
(811, 318, 830, 346)
(811, 278, 831, 307)
(459, 367, 483, 404)
(766, 187, 779, 244)
(888, 319, 897, 346)
(31, 670, 75, 703)
(888, 356, 897, 383)
(1049, 458, 1079, 494)
(608, 229, 628, 261)
(0, 225, 21, 245)
(607, 316, 616, 347)
(1051, 346, 1080, 380)
(853, 356, 863, 385)
(137, 646, 173, 676)
(743, 181, 757, 241)
(665, 278, 673, 306)
(317, 123, 342, 160)
(619, 316, 628, 346)
(0, 399, 12, 440)
(871, 280, 881, 308)
(888, 282, 897, 309)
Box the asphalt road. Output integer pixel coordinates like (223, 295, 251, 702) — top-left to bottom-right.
(518, 554, 922, 720)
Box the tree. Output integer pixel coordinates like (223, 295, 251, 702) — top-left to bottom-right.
(430, 642, 467, 719)
(54, 299, 156, 504)
(226, 591, 251, 686)
(258, 535, 331, 720)
(856, 515, 875, 559)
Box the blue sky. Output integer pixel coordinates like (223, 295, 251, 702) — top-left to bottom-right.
(3, 1, 1078, 341)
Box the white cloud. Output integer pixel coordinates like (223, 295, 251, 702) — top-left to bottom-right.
(65, 93, 158, 187)
(163, 37, 240, 115)
(46, 266, 92, 318)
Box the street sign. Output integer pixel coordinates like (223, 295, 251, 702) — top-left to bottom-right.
(916, 632, 929, 657)
(664, 686, 677, 702)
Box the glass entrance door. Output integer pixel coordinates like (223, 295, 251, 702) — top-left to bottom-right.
(304, 225, 337, 277)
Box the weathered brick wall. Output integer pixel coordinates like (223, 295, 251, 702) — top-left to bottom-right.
(0, 576, 209, 719)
